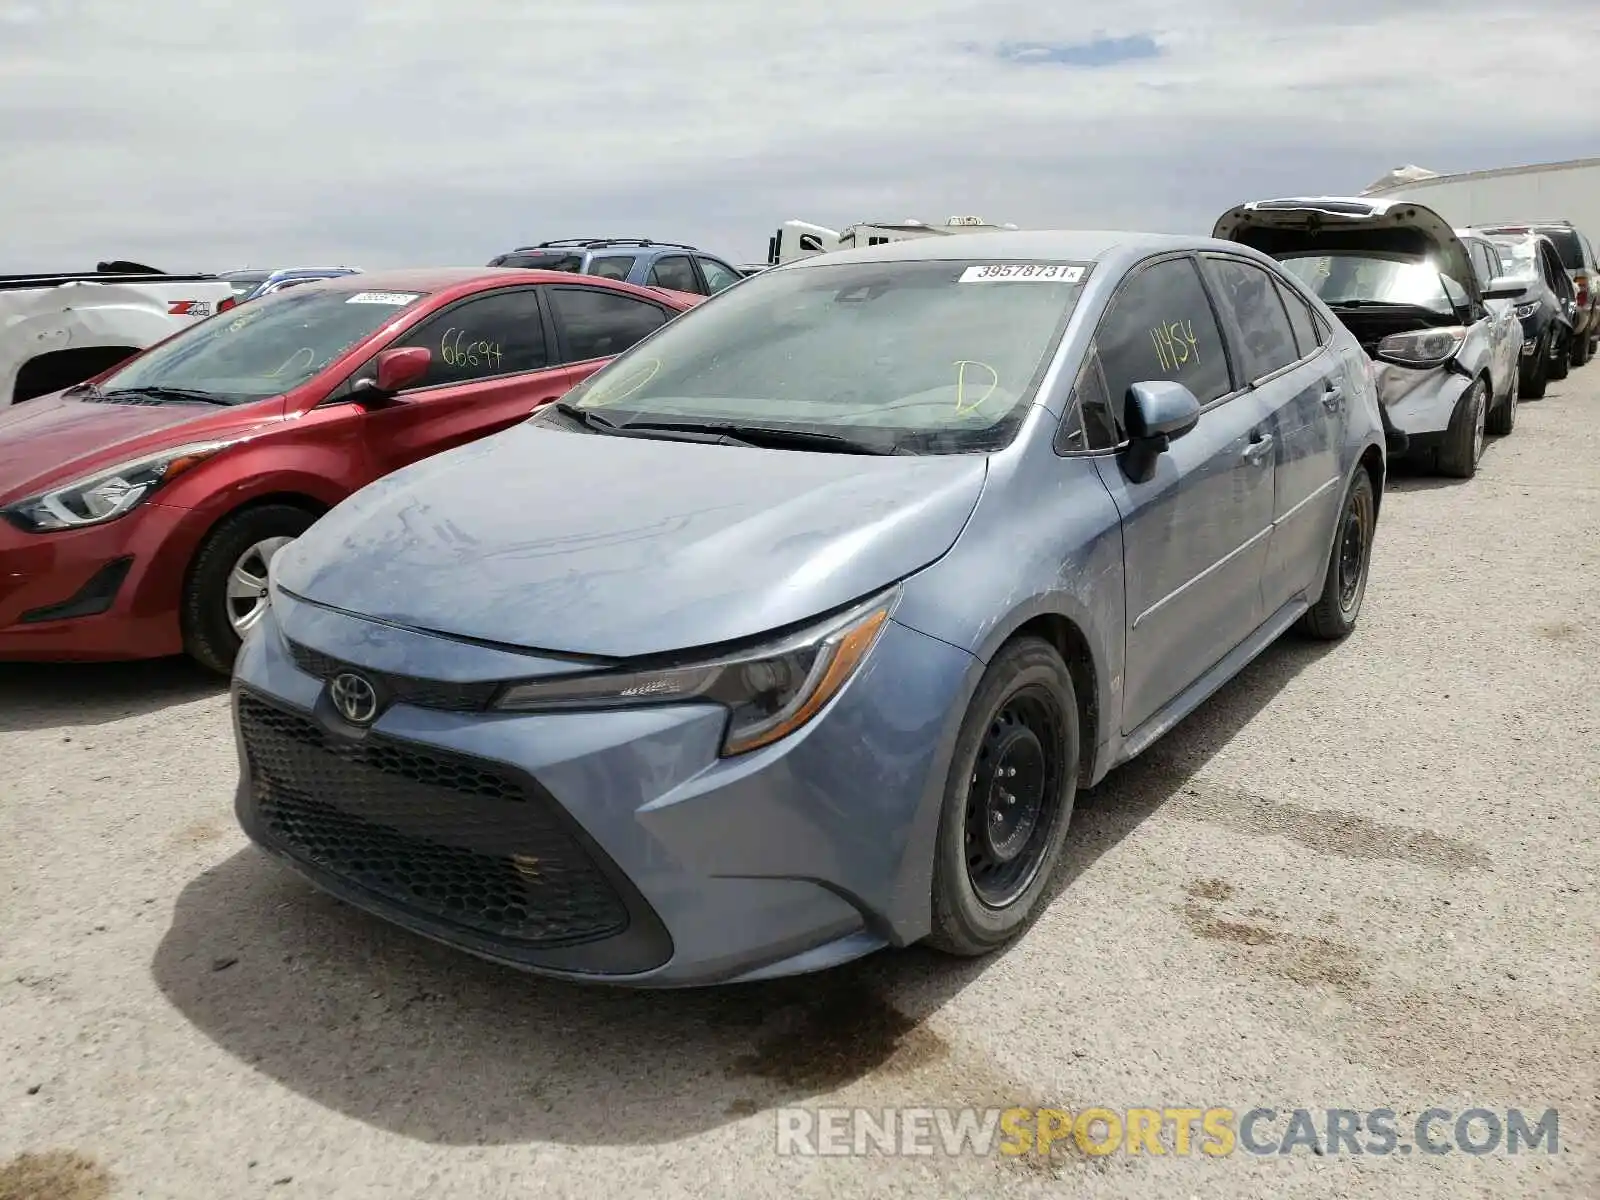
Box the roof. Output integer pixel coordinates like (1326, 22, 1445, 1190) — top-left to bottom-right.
(791, 229, 1199, 266)
(1362, 156, 1600, 196)
(287, 267, 699, 307)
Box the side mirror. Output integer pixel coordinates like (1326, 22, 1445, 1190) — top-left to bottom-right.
(1121, 380, 1200, 483)
(354, 346, 430, 402)
(1482, 276, 1525, 300)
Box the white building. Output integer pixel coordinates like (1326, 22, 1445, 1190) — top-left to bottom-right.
(1360, 157, 1600, 238)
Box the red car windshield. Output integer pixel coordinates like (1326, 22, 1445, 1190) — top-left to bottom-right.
(97, 286, 429, 404)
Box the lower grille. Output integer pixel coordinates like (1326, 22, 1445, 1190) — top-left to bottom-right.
(237, 693, 629, 946)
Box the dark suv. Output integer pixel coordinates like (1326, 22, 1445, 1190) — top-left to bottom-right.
(486, 239, 745, 297)
(1474, 221, 1599, 367)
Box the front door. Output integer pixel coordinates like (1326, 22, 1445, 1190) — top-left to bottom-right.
(1083, 255, 1278, 735)
(355, 286, 581, 482)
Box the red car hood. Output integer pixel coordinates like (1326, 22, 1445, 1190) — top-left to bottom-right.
(0, 391, 279, 504)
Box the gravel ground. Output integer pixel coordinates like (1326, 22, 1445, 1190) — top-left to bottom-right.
(2, 371, 1596, 1200)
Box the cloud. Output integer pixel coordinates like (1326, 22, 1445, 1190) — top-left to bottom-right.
(1, 0, 1596, 271)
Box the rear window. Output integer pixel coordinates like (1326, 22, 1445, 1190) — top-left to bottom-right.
(1535, 229, 1582, 269)
(490, 252, 584, 272)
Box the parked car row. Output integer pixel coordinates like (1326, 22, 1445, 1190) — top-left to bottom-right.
(1, 195, 1591, 989)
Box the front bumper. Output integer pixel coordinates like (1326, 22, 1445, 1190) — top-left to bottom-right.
(1371, 360, 1469, 446)
(0, 508, 186, 661)
(230, 592, 979, 987)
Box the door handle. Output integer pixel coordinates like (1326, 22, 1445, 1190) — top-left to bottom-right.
(1242, 433, 1274, 464)
(1320, 382, 1344, 411)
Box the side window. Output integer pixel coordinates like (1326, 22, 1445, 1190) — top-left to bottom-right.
(548, 287, 668, 361)
(1058, 346, 1120, 451)
(1095, 257, 1232, 411)
(1274, 278, 1323, 359)
(647, 254, 702, 294)
(1201, 257, 1300, 381)
(588, 256, 636, 281)
(387, 289, 547, 387)
(698, 258, 741, 294)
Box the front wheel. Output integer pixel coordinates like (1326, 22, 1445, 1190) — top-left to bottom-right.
(1548, 331, 1571, 380)
(1486, 368, 1518, 436)
(181, 504, 316, 675)
(1436, 378, 1486, 479)
(1299, 470, 1376, 640)
(927, 637, 1079, 957)
(1522, 331, 1549, 399)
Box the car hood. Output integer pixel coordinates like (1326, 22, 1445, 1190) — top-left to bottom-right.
(273, 423, 989, 658)
(0, 391, 273, 504)
(1213, 196, 1478, 296)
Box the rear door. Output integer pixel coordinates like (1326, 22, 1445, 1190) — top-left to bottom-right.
(544, 285, 674, 385)
(1200, 253, 1346, 617)
(1084, 254, 1277, 735)
(645, 254, 705, 295)
(353, 286, 584, 480)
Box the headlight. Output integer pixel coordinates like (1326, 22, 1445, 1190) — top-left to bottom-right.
(1514, 301, 1539, 320)
(1374, 326, 1467, 369)
(494, 586, 897, 756)
(1, 439, 244, 532)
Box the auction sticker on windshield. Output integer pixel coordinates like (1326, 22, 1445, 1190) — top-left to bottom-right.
(345, 291, 421, 305)
(960, 264, 1087, 283)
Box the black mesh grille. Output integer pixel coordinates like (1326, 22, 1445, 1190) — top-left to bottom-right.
(238, 693, 629, 946)
(284, 638, 500, 712)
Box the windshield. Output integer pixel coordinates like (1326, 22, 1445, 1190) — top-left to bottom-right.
(1279, 254, 1453, 313)
(221, 271, 269, 299)
(562, 258, 1089, 453)
(1487, 237, 1539, 282)
(99, 285, 428, 404)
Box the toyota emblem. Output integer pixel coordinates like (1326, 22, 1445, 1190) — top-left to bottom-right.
(329, 672, 379, 725)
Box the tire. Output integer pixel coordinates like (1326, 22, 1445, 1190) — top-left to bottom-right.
(1436, 379, 1487, 479)
(1571, 326, 1592, 367)
(181, 504, 316, 675)
(1548, 331, 1570, 380)
(1299, 470, 1376, 640)
(927, 637, 1079, 957)
(1522, 332, 1549, 399)
(1486, 367, 1518, 437)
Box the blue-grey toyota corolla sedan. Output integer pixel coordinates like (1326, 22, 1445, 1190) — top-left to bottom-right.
(232, 231, 1387, 987)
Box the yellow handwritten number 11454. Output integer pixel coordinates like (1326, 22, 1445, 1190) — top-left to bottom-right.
(1150, 319, 1199, 373)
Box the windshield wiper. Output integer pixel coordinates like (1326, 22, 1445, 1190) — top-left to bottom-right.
(552, 402, 749, 446)
(618, 420, 899, 455)
(99, 385, 231, 406)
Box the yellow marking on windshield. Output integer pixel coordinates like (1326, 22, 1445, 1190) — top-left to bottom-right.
(953, 360, 999, 414)
(267, 347, 315, 377)
(584, 357, 661, 408)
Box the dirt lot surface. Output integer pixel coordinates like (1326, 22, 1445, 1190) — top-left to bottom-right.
(2, 372, 1596, 1199)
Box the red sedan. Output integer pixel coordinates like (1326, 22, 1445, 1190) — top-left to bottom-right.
(0, 268, 701, 671)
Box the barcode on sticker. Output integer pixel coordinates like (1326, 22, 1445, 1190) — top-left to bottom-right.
(959, 264, 1085, 283)
(346, 291, 420, 305)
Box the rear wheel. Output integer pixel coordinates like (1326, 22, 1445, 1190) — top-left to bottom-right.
(1436, 378, 1486, 479)
(1486, 368, 1518, 436)
(181, 504, 316, 675)
(1300, 469, 1376, 640)
(927, 637, 1079, 956)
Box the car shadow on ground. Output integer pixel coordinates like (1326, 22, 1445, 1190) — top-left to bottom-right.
(150, 634, 1334, 1148)
(0, 657, 223, 733)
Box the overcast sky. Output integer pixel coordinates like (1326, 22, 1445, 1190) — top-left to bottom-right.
(3, 0, 1596, 272)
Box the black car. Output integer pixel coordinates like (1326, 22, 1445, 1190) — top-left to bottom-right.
(1466, 230, 1576, 398)
(1473, 220, 1598, 368)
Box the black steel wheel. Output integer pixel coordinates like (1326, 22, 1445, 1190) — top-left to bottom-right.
(928, 637, 1079, 956)
(1300, 468, 1377, 640)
